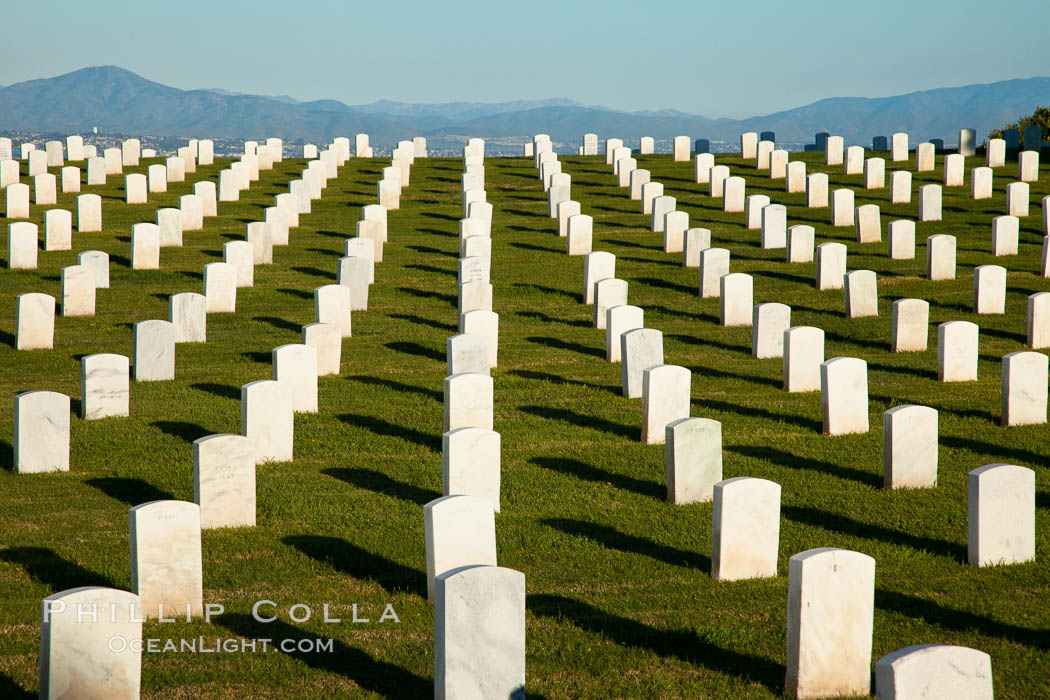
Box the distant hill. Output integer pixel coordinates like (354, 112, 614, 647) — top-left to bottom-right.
(1, 66, 1047, 149)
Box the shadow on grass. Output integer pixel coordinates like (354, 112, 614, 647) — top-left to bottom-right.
(700, 399, 824, 434)
(528, 594, 781, 692)
(216, 614, 430, 696)
(324, 467, 439, 507)
(726, 444, 880, 487)
(85, 476, 175, 506)
(0, 546, 117, 591)
(396, 286, 458, 307)
(940, 434, 1050, 468)
(687, 364, 781, 389)
(515, 310, 590, 327)
(633, 276, 697, 296)
(337, 414, 439, 452)
(278, 287, 314, 300)
(405, 245, 455, 258)
(388, 313, 457, 332)
(0, 674, 31, 700)
(875, 589, 1050, 650)
(0, 439, 13, 471)
(241, 350, 272, 364)
(291, 266, 333, 280)
(519, 405, 635, 440)
(404, 263, 456, 278)
(509, 370, 621, 396)
(526, 336, 604, 358)
(192, 382, 241, 400)
(865, 361, 937, 381)
(252, 315, 301, 333)
(283, 534, 425, 596)
(384, 341, 445, 363)
(782, 505, 966, 561)
(531, 457, 662, 499)
(512, 283, 577, 300)
(346, 375, 442, 402)
(545, 518, 709, 569)
(151, 420, 211, 444)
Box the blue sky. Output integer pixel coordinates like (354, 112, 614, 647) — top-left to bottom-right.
(1, 0, 1046, 118)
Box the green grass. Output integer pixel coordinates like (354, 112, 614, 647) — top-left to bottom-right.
(0, 147, 1047, 698)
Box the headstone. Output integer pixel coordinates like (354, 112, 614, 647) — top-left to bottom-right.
(461, 310, 499, 367)
(1001, 351, 1048, 425)
(459, 281, 493, 316)
(66, 134, 84, 161)
(1022, 124, 1043, 150)
(582, 132, 598, 155)
(683, 228, 711, 267)
(783, 326, 825, 392)
(916, 142, 935, 171)
(720, 273, 753, 326)
(0, 160, 18, 189)
(61, 265, 95, 317)
(694, 153, 714, 184)
(425, 495, 500, 602)
(864, 157, 885, 189)
(78, 250, 109, 288)
(844, 145, 864, 175)
(844, 270, 878, 319)
(992, 215, 1019, 256)
(640, 181, 663, 215)
(461, 235, 491, 263)
(346, 238, 375, 282)
(830, 188, 854, 226)
(740, 132, 758, 159)
(890, 170, 911, 203)
(1006, 181, 1029, 217)
(337, 256, 371, 310)
(156, 208, 183, 247)
(222, 240, 254, 288)
(820, 357, 868, 434)
(664, 210, 689, 253)
(442, 428, 501, 511)
(825, 135, 844, 165)
(665, 417, 722, 504)
(169, 293, 207, 343)
(968, 464, 1035, 566)
(943, 153, 965, 187)
(711, 476, 780, 581)
(5, 182, 30, 218)
(192, 434, 256, 529)
(756, 140, 774, 170)
(245, 222, 273, 264)
(959, 128, 977, 156)
(16, 293, 55, 350)
(443, 373, 493, 433)
(786, 161, 806, 193)
(548, 185, 571, 218)
(937, 320, 978, 381)
(179, 194, 204, 232)
(203, 262, 237, 313)
(890, 298, 929, 352)
(14, 391, 70, 473)
(753, 303, 791, 358)
(652, 195, 677, 230)
(121, 138, 141, 166)
(616, 157, 637, 187)
(672, 135, 690, 161)
(875, 645, 993, 700)
(272, 344, 319, 413)
(745, 194, 771, 229)
(583, 251, 616, 304)
(640, 136, 655, 155)
(28, 149, 47, 176)
(883, 405, 938, 489)
(81, 353, 130, 420)
(973, 265, 1006, 314)
(926, 234, 956, 279)
(815, 242, 847, 290)
(76, 193, 102, 232)
(302, 322, 342, 376)
(760, 203, 787, 248)
(698, 247, 730, 297)
(785, 548, 875, 699)
(131, 223, 160, 269)
(34, 173, 57, 205)
(890, 132, 909, 161)
(125, 173, 147, 204)
(621, 328, 664, 398)
(642, 365, 691, 444)
(147, 163, 167, 193)
(806, 172, 829, 208)
(133, 320, 175, 381)
(971, 166, 993, 199)
(606, 305, 643, 362)
(6, 222, 37, 271)
(129, 500, 203, 619)
(218, 170, 239, 202)
(1004, 128, 1020, 149)
(566, 214, 593, 255)
(434, 565, 525, 700)
(593, 278, 628, 330)
(194, 181, 217, 217)
(61, 166, 80, 193)
(629, 168, 650, 200)
(241, 379, 293, 462)
(38, 587, 142, 699)
(447, 334, 491, 377)
(769, 149, 788, 179)
(786, 225, 815, 263)
(722, 177, 745, 213)
(1028, 292, 1050, 349)
(104, 147, 122, 175)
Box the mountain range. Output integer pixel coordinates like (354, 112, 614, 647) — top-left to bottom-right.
(1, 66, 1046, 150)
